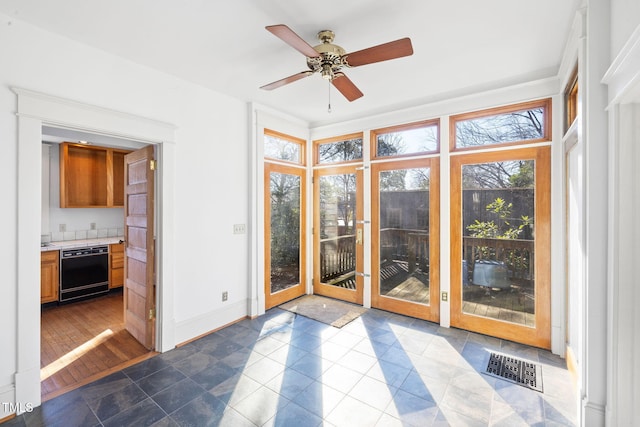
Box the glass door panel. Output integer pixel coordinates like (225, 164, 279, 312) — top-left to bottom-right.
(450, 147, 550, 348)
(371, 158, 439, 321)
(313, 166, 363, 304)
(265, 163, 306, 309)
(461, 160, 535, 325)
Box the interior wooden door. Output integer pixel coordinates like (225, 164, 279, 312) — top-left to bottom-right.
(124, 145, 155, 350)
(313, 165, 363, 304)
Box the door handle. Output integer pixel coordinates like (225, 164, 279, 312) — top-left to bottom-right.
(356, 229, 363, 245)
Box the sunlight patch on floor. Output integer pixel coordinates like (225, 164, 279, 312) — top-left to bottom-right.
(40, 329, 114, 380)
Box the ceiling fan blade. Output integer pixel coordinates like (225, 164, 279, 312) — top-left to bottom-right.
(260, 71, 313, 91)
(343, 38, 413, 67)
(266, 25, 320, 58)
(332, 73, 364, 102)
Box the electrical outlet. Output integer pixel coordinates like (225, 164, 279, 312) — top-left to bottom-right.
(441, 291, 448, 302)
(90, 222, 96, 230)
(222, 291, 228, 302)
(59, 224, 66, 232)
(233, 224, 246, 234)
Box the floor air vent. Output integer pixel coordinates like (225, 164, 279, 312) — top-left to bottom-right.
(484, 352, 543, 393)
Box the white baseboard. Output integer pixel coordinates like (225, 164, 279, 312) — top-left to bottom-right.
(0, 384, 16, 418)
(14, 367, 41, 415)
(582, 400, 606, 427)
(174, 300, 248, 345)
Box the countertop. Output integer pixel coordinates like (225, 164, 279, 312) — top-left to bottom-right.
(41, 237, 124, 251)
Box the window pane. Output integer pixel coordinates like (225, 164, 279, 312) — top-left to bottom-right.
(376, 125, 438, 157)
(461, 160, 535, 326)
(317, 138, 363, 164)
(265, 134, 301, 163)
(269, 172, 301, 293)
(455, 107, 545, 148)
(319, 173, 357, 289)
(564, 68, 578, 132)
(378, 167, 430, 305)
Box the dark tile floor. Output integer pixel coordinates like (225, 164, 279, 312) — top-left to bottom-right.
(5, 307, 577, 426)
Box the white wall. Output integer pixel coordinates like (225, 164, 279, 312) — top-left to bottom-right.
(0, 12, 250, 415)
(610, 0, 640, 59)
(604, 3, 640, 424)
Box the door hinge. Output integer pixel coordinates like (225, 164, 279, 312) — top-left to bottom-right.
(312, 227, 314, 235)
(148, 308, 155, 320)
(149, 160, 157, 171)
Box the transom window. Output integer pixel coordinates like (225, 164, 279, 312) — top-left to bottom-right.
(264, 129, 305, 165)
(564, 66, 578, 133)
(371, 120, 439, 159)
(451, 99, 551, 151)
(314, 133, 363, 165)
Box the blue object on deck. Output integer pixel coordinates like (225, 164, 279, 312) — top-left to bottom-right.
(472, 260, 510, 289)
(462, 259, 470, 286)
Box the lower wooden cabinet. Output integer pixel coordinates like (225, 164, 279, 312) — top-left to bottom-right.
(41, 250, 59, 304)
(109, 243, 124, 288)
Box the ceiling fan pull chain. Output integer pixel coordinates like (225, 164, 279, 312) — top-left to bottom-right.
(327, 80, 332, 113)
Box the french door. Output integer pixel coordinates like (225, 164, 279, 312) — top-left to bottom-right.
(313, 165, 364, 304)
(371, 158, 440, 322)
(264, 163, 306, 309)
(450, 147, 551, 348)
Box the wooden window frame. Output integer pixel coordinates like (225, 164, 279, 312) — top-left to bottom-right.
(564, 65, 579, 134)
(450, 99, 552, 152)
(371, 119, 440, 160)
(313, 132, 364, 166)
(264, 128, 306, 166)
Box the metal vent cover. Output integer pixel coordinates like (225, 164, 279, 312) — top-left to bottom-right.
(484, 352, 543, 393)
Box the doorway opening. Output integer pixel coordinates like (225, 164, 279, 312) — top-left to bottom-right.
(40, 128, 157, 401)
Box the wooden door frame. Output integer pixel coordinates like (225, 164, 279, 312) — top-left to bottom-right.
(313, 165, 364, 305)
(15, 88, 175, 412)
(264, 162, 307, 309)
(450, 146, 551, 349)
(371, 157, 440, 322)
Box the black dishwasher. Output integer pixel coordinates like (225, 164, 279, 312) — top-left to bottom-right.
(59, 246, 109, 302)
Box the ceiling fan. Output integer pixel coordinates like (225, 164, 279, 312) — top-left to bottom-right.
(260, 25, 413, 102)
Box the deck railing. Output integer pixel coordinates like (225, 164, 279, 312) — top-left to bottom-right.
(319, 230, 535, 285)
(320, 234, 356, 282)
(462, 236, 535, 283)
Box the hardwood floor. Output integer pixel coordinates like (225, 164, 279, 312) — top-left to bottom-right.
(40, 291, 154, 401)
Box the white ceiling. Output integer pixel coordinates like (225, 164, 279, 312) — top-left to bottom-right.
(1, 0, 580, 127)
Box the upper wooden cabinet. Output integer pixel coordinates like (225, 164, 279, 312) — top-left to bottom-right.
(60, 142, 131, 208)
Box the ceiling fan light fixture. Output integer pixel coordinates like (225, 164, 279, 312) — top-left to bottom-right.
(321, 63, 334, 80)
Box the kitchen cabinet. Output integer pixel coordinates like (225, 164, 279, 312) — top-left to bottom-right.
(41, 250, 59, 303)
(59, 142, 131, 208)
(109, 242, 124, 289)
